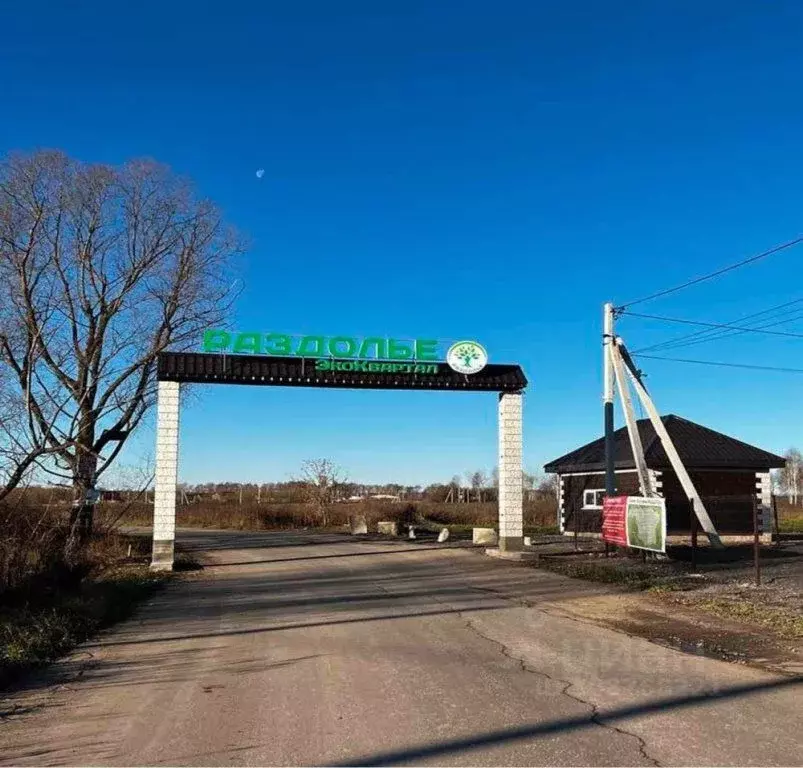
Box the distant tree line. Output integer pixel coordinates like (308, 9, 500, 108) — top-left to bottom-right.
(777, 448, 803, 505)
(159, 464, 559, 506)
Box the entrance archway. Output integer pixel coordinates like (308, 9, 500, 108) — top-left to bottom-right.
(150, 350, 528, 569)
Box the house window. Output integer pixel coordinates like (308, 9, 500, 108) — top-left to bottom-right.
(583, 489, 605, 509)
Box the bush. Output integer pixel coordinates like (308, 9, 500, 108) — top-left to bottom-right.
(0, 500, 152, 600)
(1, 561, 165, 688)
(1, 498, 162, 687)
(0, 502, 70, 596)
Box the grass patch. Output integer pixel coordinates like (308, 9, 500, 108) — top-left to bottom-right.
(535, 554, 699, 592)
(526, 526, 561, 537)
(778, 517, 803, 533)
(536, 557, 660, 590)
(686, 598, 803, 638)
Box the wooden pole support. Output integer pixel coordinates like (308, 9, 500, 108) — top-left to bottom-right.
(617, 341, 724, 550)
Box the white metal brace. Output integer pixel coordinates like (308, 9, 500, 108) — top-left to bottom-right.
(618, 339, 724, 549)
(611, 341, 652, 497)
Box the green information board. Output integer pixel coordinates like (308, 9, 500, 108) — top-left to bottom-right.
(625, 497, 666, 553)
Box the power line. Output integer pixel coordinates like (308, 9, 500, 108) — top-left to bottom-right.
(633, 298, 803, 354)
(634, 353, 803, 375)
(665, 308, 803, 352)
(635, 299, 803, 353)
(620, 310, 803, 340)
(615, 235, 803, 310)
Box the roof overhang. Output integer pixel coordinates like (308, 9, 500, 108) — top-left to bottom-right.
(546, 460, 784, 474)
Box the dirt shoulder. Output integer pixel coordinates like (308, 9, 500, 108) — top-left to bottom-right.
(531, 537, 803, 675)
(546, 591, 803, 676)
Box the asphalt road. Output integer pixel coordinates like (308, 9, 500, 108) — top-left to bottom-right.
(1, 530, 801, 766)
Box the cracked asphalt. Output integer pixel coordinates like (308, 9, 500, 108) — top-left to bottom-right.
(1, 530, 801, 766)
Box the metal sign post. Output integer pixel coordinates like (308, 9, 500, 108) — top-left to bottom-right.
(754, 497, 761, 586)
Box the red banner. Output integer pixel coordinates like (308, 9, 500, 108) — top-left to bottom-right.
(602, 495, 628, 546)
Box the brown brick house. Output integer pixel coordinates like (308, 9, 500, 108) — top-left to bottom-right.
(544, 415, 785, 537)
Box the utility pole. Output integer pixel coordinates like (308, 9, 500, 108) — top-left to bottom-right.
(603, 303, 616, 496)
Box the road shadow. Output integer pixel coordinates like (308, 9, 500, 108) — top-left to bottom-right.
(335, 676, 803, 766)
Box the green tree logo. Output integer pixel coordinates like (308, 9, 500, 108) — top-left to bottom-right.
(446, 341, 488, 374)
(455, 345, 479, 368)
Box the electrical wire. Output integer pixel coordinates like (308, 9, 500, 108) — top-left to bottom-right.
(615, 235, 803, 310)
(633, 298, 803, 354)
(634, 353, 803, 374)
(619, 311, 803, 340)
(634, 299, 803, 353)
(664, 308, 803, 352)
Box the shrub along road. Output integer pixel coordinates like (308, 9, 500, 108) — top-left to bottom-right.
(1, 530, 801, 766)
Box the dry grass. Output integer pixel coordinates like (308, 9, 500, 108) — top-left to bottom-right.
(689, 598, 803, 638)
(104, 496, 559, 532)
(0, 499, 173, 688)
(1, 559, 168, 688)
(775, 498, 803, 532)
(779, 517, 803, 533)
(1, 503, 72, 596)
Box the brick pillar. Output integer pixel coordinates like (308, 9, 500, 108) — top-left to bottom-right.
(498, 392, 523, 551)
(558, 475, 565, 533)
(151, 380, 180, 571)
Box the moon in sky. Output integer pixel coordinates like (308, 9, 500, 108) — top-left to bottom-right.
(255, 169, 265, 179)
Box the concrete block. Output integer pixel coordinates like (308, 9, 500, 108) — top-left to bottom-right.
(350, 515, 368, 535)
(473, 527, 498, 545)
(437, 527, 450, 543)
(377, 521, 398, 536)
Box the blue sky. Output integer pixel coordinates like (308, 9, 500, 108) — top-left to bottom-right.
(3, 1, 803, 486)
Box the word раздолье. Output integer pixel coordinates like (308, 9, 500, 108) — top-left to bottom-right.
(202, 330, 440, 361)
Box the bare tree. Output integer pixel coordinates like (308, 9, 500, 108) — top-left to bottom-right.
(538, 473, 559, 496)
(469, 470, 486, 502)
(298, 459, 346, 527)
(0, 150, 241, 542)
(780, 448, 802, 506)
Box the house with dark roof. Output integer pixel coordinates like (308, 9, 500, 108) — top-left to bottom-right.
(544, 415, 785, 538)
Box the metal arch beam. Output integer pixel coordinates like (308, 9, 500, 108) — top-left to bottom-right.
(157, 352, 528, 392)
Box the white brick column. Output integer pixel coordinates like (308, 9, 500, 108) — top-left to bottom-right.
(151, 380, 181, 570)
(756, 471, 772, 536)
(498, 392, 523, 551)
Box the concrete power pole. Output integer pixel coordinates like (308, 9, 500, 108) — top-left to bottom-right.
(603, 303, 616, 497)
